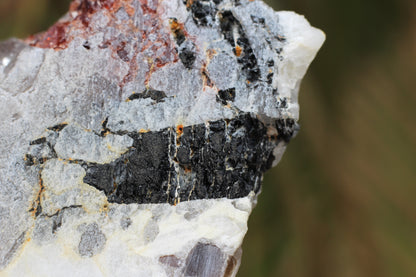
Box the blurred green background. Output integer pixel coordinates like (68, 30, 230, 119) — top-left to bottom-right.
(1, 0, 415, 276)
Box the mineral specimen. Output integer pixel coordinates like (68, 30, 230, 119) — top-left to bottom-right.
(0, 0, 324, 276)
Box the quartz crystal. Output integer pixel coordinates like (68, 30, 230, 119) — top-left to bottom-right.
(0, 0, 324, 276)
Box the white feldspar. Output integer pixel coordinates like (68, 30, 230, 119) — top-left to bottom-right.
(2, 196, 253, 277)
(0, 0, 324, 276)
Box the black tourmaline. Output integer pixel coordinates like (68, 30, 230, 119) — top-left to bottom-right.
(81, 113, 295, 205)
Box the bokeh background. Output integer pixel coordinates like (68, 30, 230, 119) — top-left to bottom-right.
(1, 0, 415, 276)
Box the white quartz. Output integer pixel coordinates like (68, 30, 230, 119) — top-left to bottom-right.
(2, 197, 253, 277)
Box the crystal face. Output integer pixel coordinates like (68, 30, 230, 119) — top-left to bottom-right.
(0, 0, 324, 275)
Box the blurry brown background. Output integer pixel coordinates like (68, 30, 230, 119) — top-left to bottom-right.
(1, 0, 415, 276)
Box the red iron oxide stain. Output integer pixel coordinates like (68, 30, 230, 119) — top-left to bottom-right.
(235, 45, 242, 57)
(27, 0, 179, 88)
(139, 0, 178, 85)
(99, 0, 116, 10)
(116, 41, 130, 62)
(74, 0, 96, 26)
(201, 68, 214, 89)
(27, 22, 70, 50)
(28, 0, 124, 50)
(176, 124, 184, 136)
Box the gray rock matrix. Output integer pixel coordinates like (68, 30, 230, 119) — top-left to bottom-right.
(0, 0, 324, 275)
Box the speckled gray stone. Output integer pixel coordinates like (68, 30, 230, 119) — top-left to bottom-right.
(0, 0, 324, 275)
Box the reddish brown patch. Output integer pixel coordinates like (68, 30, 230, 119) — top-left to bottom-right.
(185, 0, 194, 9)
(27, 0, 178, 91)
(121, 50, 139, 85)
(27, 22, 70, 50)
(124, 3, 136, 16)
(99, 0, 116, 10)
(75, 0, 97, 26)
(169, 18, 180, 31)
(116, 41, 130, 62)
(202, 69, 214, 88)
(159, 255, 181, 268)
(206, 48, 217, 59)
(169, 18, 187, 41)
(224, 256, 237, 277)
(27, 0, 122, 50)
(176, 124, 184, 136)
(139, 0, 178, 85)
(138, 5, 177, 64)
(139, 0, 157, 13)
(235, 45, 242, 57)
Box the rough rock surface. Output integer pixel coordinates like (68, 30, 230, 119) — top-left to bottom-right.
(0, 0, 324, 276)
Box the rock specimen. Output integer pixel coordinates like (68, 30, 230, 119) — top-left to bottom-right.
(0, 0, 324, 276)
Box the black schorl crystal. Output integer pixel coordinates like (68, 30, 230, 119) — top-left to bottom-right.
(81, 113, 297, 205)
